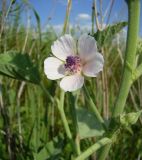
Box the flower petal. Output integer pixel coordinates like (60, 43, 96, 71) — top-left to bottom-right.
(83, 52, 104, 77)
(78, 34, 97, 62)
(44, 57, 65, 80)
(51, 34, 76, 60)
(60, 74, 84, 92)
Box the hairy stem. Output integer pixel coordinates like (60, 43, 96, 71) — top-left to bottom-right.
(97, 144, 111, 160)
(57, 90, 77, 155)
(74, 138, 112, 160)
(58, 90, 72, 139)
(98, 1, 141, 160)
(112, 0, 140, 117)
(70, 93, 81, 155)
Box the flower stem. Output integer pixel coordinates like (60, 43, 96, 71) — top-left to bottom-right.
(112, 0, 140, 117)
(68, 92, 81, 156)
(40, 82, 54, 103)
(58, 90, 72, 139)
(72, 93, 81, 155)
(83, 85, 105, 127)
(57, 90, 77, 155)
(74, 138, 112, 160)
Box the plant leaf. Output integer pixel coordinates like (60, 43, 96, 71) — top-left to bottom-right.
(0, 51, 40, 84)
(35, 136, 64, 160)
(120, 110, 142, 126)
(93, 21, 127, 47)
(76, 107, 105, 139)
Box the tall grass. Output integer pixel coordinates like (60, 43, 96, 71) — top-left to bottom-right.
(0, 0, 142, 160)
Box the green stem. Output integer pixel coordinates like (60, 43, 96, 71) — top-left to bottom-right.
(97, 144, 111, 160)
(83, 86, 105, 127)
(69, 92, 81, 155)
(98, 1, 141, 160)
(58, 90, 72, 139)
(57, 90, 77, 155)
(62, 0, 72, 34)
(112, 0, 140, 117)
(59, 107, 72, 138)
(74, 96, 81, 156)
(5, 0, 13, 19)
(40, 82, 54, 103)
(74, 138, 112, 160)
(75, 134, 81, 156)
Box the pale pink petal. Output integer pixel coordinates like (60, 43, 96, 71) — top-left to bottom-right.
(78, 34, 97, 62)
(44, 57, 65, 80)
(83, 52, 104, 77)
(60, 74, 84, 92)
(51, 34, 76, 61)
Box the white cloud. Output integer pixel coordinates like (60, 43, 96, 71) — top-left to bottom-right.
(52, 24, 63, 33)
(76, 13, 91, 21)
(44, 22, 109, 36)
(44, 23, 91, 36)
(57, 0, 67, 6)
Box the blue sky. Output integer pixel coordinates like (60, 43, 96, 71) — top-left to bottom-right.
(27, 0, 142, 36)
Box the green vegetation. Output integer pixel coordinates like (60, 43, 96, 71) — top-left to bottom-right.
(0, 0, 142, 160)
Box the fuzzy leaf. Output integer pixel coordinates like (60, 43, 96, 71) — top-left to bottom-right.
(0, 51, 40, 84)
(76, 107, 105, 139)
(93, 21, 127, 47)
(35, 135, 64, 160)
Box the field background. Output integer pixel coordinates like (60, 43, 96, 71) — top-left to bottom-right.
(0, 0, 142, 160)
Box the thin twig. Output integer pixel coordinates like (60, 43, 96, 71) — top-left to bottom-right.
(22, 10, 31, 53)
(93, 0, 100, 30)
(106, 0, 115, 25)
(99, 0, 103, 29)
(62, 0, 72, 34)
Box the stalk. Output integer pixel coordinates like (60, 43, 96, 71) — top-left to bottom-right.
(57, 90, 72, 140)
(69, 93, 81, 155)
(62, 0, 72, 34)
(74, 138, 112, 160)
(106, 0, 115, 25)
(93, 0, 100, 30)
(98, 1, 141, 159)
(91, 0, 95, 34)
(101, 60, 109, 120)
(99, 0, 103, 28)
(57, 90, 77, 155)
(112, 0, 140, 117)
(97, 144, 111, 160)
(83, 86, 105, 127)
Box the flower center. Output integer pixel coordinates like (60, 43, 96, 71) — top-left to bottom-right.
(64, 56, 82, 74)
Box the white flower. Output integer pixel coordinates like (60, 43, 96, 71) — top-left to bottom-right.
(44, 34, 104, 92)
